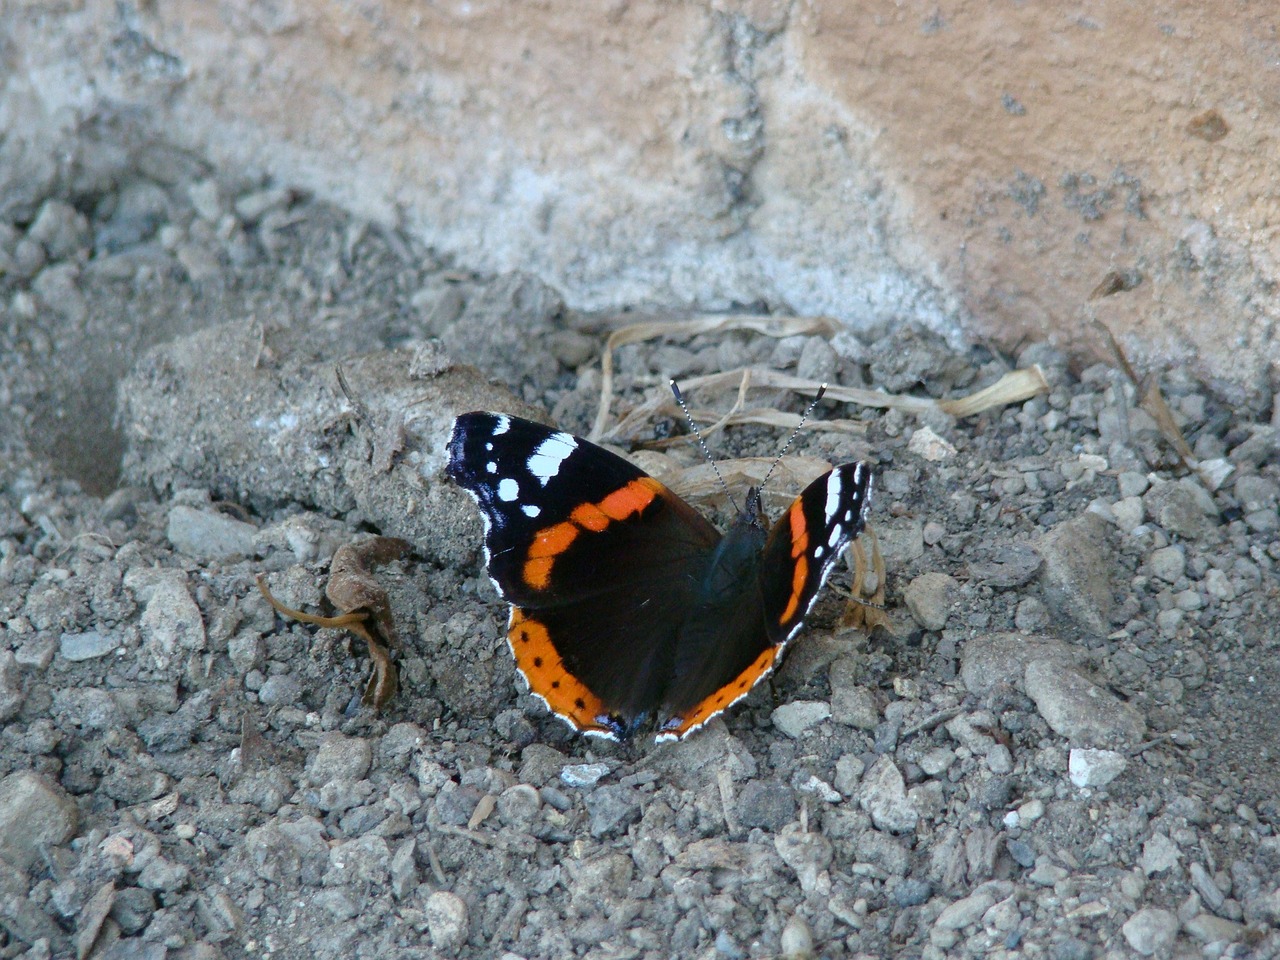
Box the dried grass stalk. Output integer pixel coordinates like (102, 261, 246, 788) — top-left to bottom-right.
(590, 315, 840, 440)
(600, 364, 1048, 443)
(660, 455, 837, 506)
(1095, 321, 1202, 472)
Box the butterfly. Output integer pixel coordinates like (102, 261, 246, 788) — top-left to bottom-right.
(446, 410, 872, 742)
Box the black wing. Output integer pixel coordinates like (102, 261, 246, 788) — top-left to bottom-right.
(446, 412, 722, 731)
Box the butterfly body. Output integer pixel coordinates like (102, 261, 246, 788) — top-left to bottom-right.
(446, 411, 872, 742)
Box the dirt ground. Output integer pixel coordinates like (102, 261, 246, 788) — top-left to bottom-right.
(1, 151, 1278, 960)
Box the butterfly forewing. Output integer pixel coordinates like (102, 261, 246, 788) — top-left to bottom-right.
(447, 412, 723, 729)
(448, 413, 715, 605)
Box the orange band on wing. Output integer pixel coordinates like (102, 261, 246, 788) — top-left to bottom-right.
(781, 501, 810, 622)
(523, 477, 664, 590)
(657, 645, 779, 741)
(569, 502, 611, 532)
(523, 521, 580, 589)
(599, 478, 661, 519)
(507, 609, 615, 735)
(529, 521, 579, 557)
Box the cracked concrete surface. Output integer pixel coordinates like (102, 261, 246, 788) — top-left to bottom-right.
(1, 1, 1277, 402)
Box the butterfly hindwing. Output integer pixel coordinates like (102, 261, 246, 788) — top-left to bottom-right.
(759, 462, 874, 642)
(654, 463, 872, 741)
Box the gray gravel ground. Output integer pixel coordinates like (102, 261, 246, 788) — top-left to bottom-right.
(1, 150, 1279, 960)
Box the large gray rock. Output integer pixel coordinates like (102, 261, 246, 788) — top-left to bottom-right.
(1024, 659, 1146, 748)
(119, 322, 542, 566)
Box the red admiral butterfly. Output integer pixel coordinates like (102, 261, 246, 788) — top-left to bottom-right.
(446, 410, 872, 742)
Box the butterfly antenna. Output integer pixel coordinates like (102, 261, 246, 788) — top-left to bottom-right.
(669, 380, 740, 514)
(753, 383, 828, 510)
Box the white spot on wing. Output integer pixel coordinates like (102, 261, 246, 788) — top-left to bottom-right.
(824, 471, 843, 522)
(492, 416, 511, 436)
(522, 504, 541, 518)
(486, 462, 497, 473)
(497, 478, 519, 501)
(527, 432, 578, 486)
(813, 544, 824, 559)
(827, 523, 843, 549)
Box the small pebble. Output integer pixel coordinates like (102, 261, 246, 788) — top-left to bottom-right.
(907, 426, 956, 462)
(986, 744, 1014, 774)
(771, 700, 831, 737)
(795, 337, 837, 382)
(773, 823, 833, 893)
(1037, 513, 1114, 634)
(138, 855, 191, 892)
(1204, 568, 1235, 601)
(830, 666, 878, 729)
(1018, 798, 1045, 822)
(307, 733, 373, 785)
(1199, 458, 1234, 491)
(892, 878, 932, 907)
(1029, 857, 1068, 886)
(1013, 597, 1049, 631)
(795, 774, 840, 803)
(936, 890, 996, 930)
(1121, 907, 1178, 956)
(1006, 839, 1036, 868)
(167, 505, 257, 559)
(27, 199, 90, 260)
(1149, 545, 1186, 582)
(59, 630, 120, 662)
(496, 784, 542, 831)
(1143, 480, 1215, 540)
(257, 673, 303, 707)
(1140, 832, 1180, 876)
(110, 887, 156, 936)
(1068, 748, 1128, 788)
(560, 762, 610, 788)
(0, 651, 32, 720)
(779, 914, 814, 959)
(715, 929, 745, 959)
(903, 572, 955, 630)
(1184, 912, 1244, 945)
(139, 576, 207, 669)
(858, 757, 918, 834)
(424, 890, 469, 954)
(1112, 496, 1145, 532)
(188, 180, 225, 221)
(1189, 861, 1226, 912)
(389, 840, 418, 900)
(833, 754, 865, 795)
(918, 747, 955, 777)
(0, 771, 79, 870)
(585, 785, 641, 838)
(1156, 608, 1184, 635)
(235, 187, 293, 223)
(1117, 471, 1150, 498)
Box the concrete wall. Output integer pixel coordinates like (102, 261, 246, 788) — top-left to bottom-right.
(3, 1, 1275, 402)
